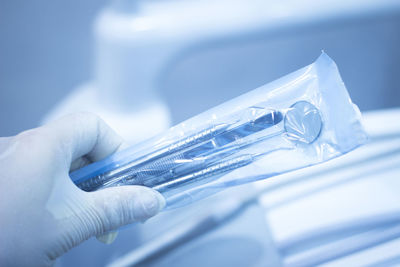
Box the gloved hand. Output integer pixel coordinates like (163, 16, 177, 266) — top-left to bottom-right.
(0, 113, 165, 267)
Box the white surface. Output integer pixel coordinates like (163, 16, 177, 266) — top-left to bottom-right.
(254, 108, 400, 265)
(266, 141, 400, 245)
(321, 237, 400, 267)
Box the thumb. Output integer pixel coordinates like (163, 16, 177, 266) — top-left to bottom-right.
(83, 186, 165, 237)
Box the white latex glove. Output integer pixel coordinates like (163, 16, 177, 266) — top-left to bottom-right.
(0, 113, 165, 267)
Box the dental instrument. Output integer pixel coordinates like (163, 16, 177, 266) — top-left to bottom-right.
(76, 109, 282, 191)
(153, 101, 323, 193)
(76, 101, 322, 194)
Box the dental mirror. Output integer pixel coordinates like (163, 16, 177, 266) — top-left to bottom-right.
(284, 101, 323, 144)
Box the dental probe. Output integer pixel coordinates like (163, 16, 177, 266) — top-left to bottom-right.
(77, 110, 283, 191)
(76, 123, 230, 191)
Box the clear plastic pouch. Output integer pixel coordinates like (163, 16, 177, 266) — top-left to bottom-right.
(70, 52, 367, 209)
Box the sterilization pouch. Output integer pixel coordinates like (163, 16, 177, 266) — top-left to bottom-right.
(70, 52, 367, 209)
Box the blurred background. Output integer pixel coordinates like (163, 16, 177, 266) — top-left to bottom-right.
(0, 0, 107, 136)
(1, 0, 400, 266)
(1, 0, 399, 137)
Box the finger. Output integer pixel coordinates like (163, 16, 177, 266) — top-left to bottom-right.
(85, 186, 165, 236)
(96, 231, 119, 244)
(70, 156, 92, 172)
(70, 136, 128, 172)
(41, 112, 123, 163)
(91, 143, 129, 243)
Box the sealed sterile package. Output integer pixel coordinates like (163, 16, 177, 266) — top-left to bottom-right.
(70, 52, 367, 209)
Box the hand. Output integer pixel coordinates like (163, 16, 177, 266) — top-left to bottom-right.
(0, 113, 165, 267)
